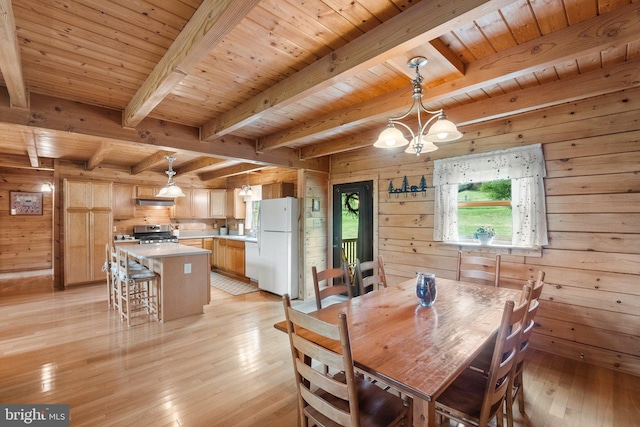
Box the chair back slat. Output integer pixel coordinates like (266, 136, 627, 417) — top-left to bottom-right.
(312, 263, 352, 311)
(457, 251, 501, 287)
(356, 255, 387, 295)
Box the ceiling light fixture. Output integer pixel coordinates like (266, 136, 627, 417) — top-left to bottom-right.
(156, 156, 186, 198)
(373, 56, 463, 155)
(238, 184, 253, 197)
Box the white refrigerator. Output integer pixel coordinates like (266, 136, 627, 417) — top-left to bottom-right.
(258, 197, 299, 298)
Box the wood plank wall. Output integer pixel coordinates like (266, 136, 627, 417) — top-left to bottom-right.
(0, 167, 54, 292)
(300, 169, 330, 300)
(330, 88, 640, 377)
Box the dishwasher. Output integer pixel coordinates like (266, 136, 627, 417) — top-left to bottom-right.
(244, 240, 260, 282)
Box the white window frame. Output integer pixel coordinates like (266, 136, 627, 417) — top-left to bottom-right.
(433, 144, 548, 248)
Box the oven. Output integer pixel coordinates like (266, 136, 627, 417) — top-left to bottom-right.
(133, 224, 179, 244)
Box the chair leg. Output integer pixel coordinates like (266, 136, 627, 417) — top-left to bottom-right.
(506, 392, 514, 427)
(496, 399, 504, 427)
(516, 372, 525, 413)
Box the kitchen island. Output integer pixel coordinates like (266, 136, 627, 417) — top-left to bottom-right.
(123, 243, 211, 321)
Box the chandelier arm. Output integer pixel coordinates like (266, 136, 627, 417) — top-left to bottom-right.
(387, 97, 419, 122)
(419, 111, 443, 136)
(387, 120, 416, 141)
(417, 101, 444, 117)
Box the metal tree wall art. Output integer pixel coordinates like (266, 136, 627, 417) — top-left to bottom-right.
(387, 175, 428, 197)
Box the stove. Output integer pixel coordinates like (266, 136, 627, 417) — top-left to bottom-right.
(133, 224, 179, 244)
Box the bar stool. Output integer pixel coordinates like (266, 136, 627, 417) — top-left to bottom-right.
(116, 247, 159, 327)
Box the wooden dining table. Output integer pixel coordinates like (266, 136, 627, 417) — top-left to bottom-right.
(275, 277, 522, 427)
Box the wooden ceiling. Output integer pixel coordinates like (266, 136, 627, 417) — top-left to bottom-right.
(1, 0, 639, 182)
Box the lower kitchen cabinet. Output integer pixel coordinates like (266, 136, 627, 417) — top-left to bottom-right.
(212, 238, 245, 278)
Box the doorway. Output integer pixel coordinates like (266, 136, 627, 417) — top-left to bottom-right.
(332, 181, 373, 296)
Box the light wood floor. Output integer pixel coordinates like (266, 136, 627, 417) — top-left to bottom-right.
(1, 284, 638, 427)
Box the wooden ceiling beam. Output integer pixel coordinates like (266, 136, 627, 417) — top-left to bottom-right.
(299, 59, 640, 159)
(130, 150, 177, 175)
(0, 153, 53, 170)
(0, 91, 328, 172)
(174, 157, 227, 175)
(20, 129, 39, 167)
(86, 141, 111, 171)
(201, 0, 516, 140)
(259, 2, 640, 152)
(123, 0, 261, 128)
(0, 0, 28, 109)
(199, 163, 266, 181)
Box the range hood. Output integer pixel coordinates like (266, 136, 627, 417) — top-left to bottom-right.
(136, 198, 175, 207)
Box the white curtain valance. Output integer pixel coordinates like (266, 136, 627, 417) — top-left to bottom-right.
(433, 144, 546, 185)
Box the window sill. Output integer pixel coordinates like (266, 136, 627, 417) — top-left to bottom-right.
(439, 241, 543, 257)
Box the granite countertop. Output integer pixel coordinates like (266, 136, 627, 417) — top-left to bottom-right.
(123, 242, 211, 259)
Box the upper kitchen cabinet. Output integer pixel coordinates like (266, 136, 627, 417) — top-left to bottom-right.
(173, 188, 211, 219)
(64, 179, 112, 286)
(113, 183, 135, 219)
(226, 189, 245, 219)
(136, 185, 160, 199)
(262, 182, 295, 200)
(192, 189, 210, 218)
(210, 190, 226, 218)
(173, 188, 192, 218)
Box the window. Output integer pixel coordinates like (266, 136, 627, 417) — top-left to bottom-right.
(433, 144, 548, 247)
(458, 180, 512, 241)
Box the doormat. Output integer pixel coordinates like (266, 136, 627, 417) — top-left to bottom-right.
(210, 272, 259, 296)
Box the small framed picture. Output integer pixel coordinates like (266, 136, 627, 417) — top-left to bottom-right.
(10, 191, 43, 215)
(312, 199, 320, 212)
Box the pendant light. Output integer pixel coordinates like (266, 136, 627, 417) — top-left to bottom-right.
(374, 56, 463, 155)
(156, 156, 186, 198)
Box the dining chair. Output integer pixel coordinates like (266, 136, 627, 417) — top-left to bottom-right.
(312, 262, 352, 311)
(116, 247, 159, 327)
(282, 294, 412, 427)
(506, 272, 545, 427)
(355, 254, 387, 295)
(434, 287, 530, 427)
(456, 251, 501, 287)
(468, 271, 546, 375)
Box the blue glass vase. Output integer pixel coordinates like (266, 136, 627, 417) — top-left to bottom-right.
(416, 272, 437, 307)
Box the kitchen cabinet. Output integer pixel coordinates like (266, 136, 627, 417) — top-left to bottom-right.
(180, 238, 204, 248)
(210, 189, 226, 218)
(136, 185, 160, 198)
(174, 188, 211, 218)
(212, 238, 245, 277)
(225, 240, 245, 275)
(173, 188, 192, 218)
(226, 188, 246, 219)
(212, 238, 224, 269)
(113, 183, 135, 219)
(203, 238, 213, 269)
(193, 189, 210, 218)
(64, 179, 112, 286)
(262, 182, 294, 199)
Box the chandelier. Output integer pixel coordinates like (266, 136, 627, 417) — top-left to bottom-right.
(156, 156, 186, 198)
(373, 56, 463, 155)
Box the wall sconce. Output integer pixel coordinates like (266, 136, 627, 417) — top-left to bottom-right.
(40, 183, 54, 192)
